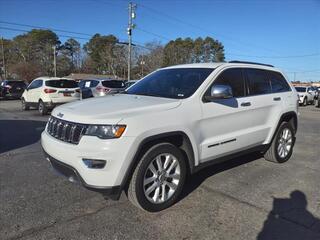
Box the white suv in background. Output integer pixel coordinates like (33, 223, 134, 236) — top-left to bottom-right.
(22, 77, 80, 115)
(41, 61, 298, 212)
(295, 86, 316, 106)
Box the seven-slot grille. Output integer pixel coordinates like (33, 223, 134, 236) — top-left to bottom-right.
(46, 116, 88, 144)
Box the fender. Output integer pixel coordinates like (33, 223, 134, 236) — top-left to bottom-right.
(268, 111, 298, 145)
(119, 131, 196, 192)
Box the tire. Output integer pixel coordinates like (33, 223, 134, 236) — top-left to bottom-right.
(264, 122, 295, 163)
(303, 97, 307, 106)
(38, 100, 48, 115)
(21, 98, 30, 110)
(127, 143, 187, 212)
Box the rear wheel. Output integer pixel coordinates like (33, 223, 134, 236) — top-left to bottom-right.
(38, 100, 48, 115)
(264, 122, 295, 163)
(21, 98, 30, 110)
(127, 143, 187, 212)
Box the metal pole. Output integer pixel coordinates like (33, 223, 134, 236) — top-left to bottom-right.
(1, 37, 6, 78)
(127, 2, 136, 81)
(127, 2, 132, 81)
(53, 45, 57, 77)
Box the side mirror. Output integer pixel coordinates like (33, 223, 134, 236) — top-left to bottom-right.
(204, 84, 233, 102)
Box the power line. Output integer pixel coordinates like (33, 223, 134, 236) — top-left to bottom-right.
(0, 26, 92, 40)
(137, 3, 286, 55)
(135, 27, 171, 41)
(0, 20, 93, 37)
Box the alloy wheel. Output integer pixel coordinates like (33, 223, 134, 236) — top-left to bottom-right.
(277, 128, 293, 158)
(143, 153, 181, 204)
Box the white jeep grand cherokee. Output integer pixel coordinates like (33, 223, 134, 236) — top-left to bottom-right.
(41, 61, 298, 212)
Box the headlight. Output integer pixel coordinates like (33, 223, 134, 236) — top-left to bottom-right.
(84, 125, 126, 139)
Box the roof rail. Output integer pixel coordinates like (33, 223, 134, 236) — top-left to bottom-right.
(229, 61, 274, 67)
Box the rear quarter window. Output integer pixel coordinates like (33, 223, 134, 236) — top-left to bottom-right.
(268, 71, 291, 93)
(45, 79, 78, 88)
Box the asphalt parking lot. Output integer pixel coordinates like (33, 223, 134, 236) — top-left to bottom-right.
(0, 99, 319, 240)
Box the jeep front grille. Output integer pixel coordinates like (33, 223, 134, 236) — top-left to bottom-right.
(46, 116, 88, 144)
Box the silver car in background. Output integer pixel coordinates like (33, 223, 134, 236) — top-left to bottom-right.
(79, 79, 126, 99)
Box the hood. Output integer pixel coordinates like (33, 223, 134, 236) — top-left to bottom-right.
(52, 94, 181, 124)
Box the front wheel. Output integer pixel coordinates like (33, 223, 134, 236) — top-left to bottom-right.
(127, 143, 187, 212)
(21, 98, 30, 110)
(264, 122, 295, 163)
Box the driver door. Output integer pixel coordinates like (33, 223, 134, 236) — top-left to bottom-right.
(199, 68, 254, 163)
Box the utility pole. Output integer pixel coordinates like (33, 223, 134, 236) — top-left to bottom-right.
(1, 37, 6, 78)
(53, 45, 57, 77)
(140, 58, 145, 76)
(127, 2, 136, 81)
(294, 72, 296, 82)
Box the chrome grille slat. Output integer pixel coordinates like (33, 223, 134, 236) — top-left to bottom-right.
(46, 116, 87, 144)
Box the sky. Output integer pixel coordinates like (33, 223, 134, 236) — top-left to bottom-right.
(0, 0, 319, 82)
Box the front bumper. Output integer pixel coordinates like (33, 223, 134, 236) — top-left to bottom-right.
(41, 130, 137, 195)
(44, 150, 121, 200)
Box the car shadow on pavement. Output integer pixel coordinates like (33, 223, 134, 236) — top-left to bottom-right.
(0, 120, 46, 154)
(257, 190, 320, 240)
(180, 152, 262, 200)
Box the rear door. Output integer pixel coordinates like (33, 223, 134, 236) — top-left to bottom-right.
(80, 80, 99, 99)
(244, 68, 282, 145)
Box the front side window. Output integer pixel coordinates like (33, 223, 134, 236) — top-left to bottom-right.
(246, 69, 271, 95)
(212, 68, 245, 97)
(269, 71, 291, 93)
(126, 68, 214, 99)
(45, 79, 78, 88)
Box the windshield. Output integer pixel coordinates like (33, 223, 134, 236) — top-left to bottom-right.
(126, 68, 214, 99)
(295, 87, 306, 93)
(45, 79, 78, 88)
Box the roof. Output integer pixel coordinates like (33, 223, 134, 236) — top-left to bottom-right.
(34, 77, 74, 81)
(65, 73, 122, 80)
(163, 63, 224, 69)
(162, 62, 279, 71)
(81, 78, 125, 82)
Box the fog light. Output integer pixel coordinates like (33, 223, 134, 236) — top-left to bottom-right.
(82, 159, 106, 169)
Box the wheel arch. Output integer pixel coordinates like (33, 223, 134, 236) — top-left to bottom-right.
(269, 111, 298, 145)
(120, 131, 196, 192)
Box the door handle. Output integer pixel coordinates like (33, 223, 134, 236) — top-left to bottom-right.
(273, 97, 281, 101)
(241, 102, 251, 107)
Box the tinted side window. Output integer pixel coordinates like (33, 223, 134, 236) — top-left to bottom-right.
(28, 80, 42, 89)
(269, 71, 291, 93)
(45, 79, 78, 88)
(102, 80, 125, 88)
(213, 68, 245, 97)
(246, 69, 271, 95)
(79, 80, 99, 88)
